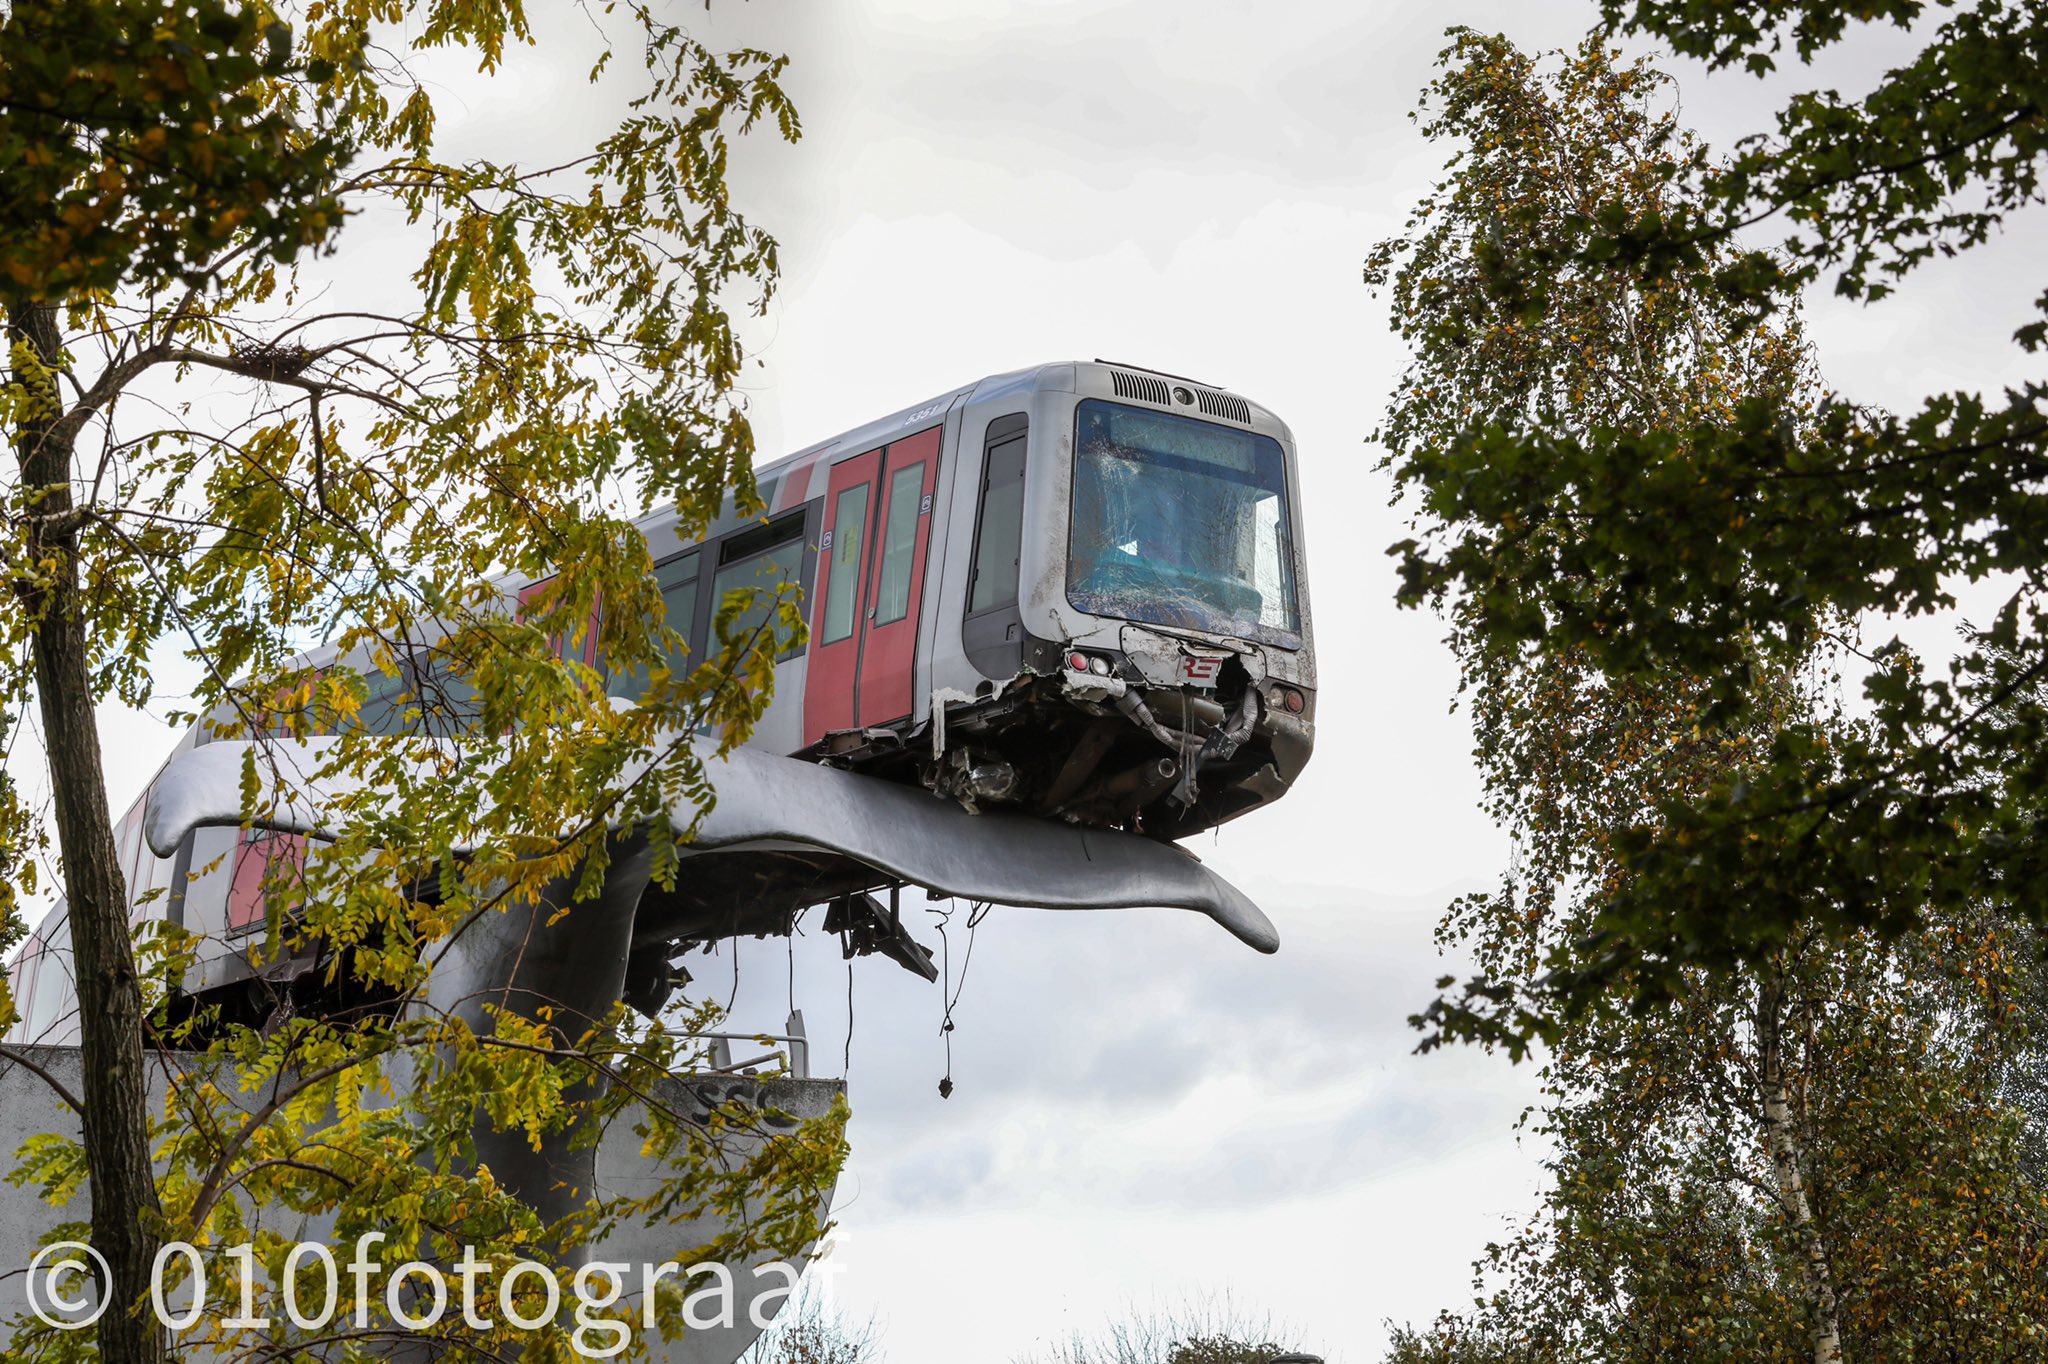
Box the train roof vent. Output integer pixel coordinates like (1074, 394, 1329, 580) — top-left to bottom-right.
(1194, 387, 1252, 424)
(1111, 369, 1172, 406)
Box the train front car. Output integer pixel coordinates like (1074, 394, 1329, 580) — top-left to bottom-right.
(921, 361, 1314, 840)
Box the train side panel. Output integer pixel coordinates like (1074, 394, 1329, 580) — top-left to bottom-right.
(927, 366, 1069, 702)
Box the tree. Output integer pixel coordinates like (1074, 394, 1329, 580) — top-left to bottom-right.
(0, 2, 840, 1360)
(1370, 35, 2048, 1364)
(1376, 0, 2048, 1038)
(737, 1287, 882, 1364)
(1018, 1294, 1311, 1364)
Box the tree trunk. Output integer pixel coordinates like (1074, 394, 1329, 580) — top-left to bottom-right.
(9, 299, 165, 1364)
(1757, 965, 1843, 1364)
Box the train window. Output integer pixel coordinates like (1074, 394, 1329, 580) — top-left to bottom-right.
(418, 656, 476, 732)
(821, 484, 870, 645)
(968, 415, 1028, 616)
(1068, 399, 1299, 646)
(871, 463, 924, 626)
(411, 653, 478, 733)
(354, 650, 481, 736)
(355, 669, 405, 734)
(607, 551, 701, 700)
(712, 513, 807, 659)
(661, 553, 702, 649)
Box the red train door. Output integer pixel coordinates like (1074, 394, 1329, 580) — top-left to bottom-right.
(856, 426, 941, 727)
(227, 830, 306, 932)
(803, 425, 942, 744)
(516, 577, 600, 668)
(805, 445, 885, 742)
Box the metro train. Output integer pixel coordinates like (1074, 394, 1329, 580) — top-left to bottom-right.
(7, 359, 1315, 1043)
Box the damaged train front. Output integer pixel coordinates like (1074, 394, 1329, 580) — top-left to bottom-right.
(930, 364, 1316, 841)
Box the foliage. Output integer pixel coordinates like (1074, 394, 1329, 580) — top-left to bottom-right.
(1169, 1338, 1298, 1364)
(1385, 921, 2048, 1364)
(1366, 28, 1820, 1053)
(737, 1286, 883, 1364)
(1373, 0, 2048, 1035)
(1018, 1294, 1309, 1364)
(1371, 34, 2048, 1364)
(0, 0, 843, 1359)
(0, 0, 349, 297)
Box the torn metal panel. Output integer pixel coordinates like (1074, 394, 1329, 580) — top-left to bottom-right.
(1118, 622, 1268, 688)
(822, 891, 939, 982)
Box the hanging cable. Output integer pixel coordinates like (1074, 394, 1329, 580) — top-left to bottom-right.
(843, 956, 855, 1076)
(932, 899, 991, 1098)
(787, 908, 800, 1019)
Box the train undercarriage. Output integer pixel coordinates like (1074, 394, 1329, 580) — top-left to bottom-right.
(804, 634, 1315, 843)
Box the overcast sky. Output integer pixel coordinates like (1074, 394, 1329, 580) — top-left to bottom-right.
(66, 2, 2048, 1359)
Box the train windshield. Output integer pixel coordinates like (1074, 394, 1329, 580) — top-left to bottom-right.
(1068, 399, 1299, 646)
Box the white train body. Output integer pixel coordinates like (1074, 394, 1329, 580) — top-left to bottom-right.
(11, 360, 1314, 1041)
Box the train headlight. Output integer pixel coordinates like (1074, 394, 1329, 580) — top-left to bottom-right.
(1089, 656, 1111, 676)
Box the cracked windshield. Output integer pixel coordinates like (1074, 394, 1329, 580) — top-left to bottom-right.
(1068, 397, 1299, 645)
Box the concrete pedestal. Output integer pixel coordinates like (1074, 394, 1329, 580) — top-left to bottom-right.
(0, 1047, 842, 1362)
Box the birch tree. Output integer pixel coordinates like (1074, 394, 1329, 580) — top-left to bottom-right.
(1380, 0, 2048, 1031)
(1371, 35, 2048, 1364)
